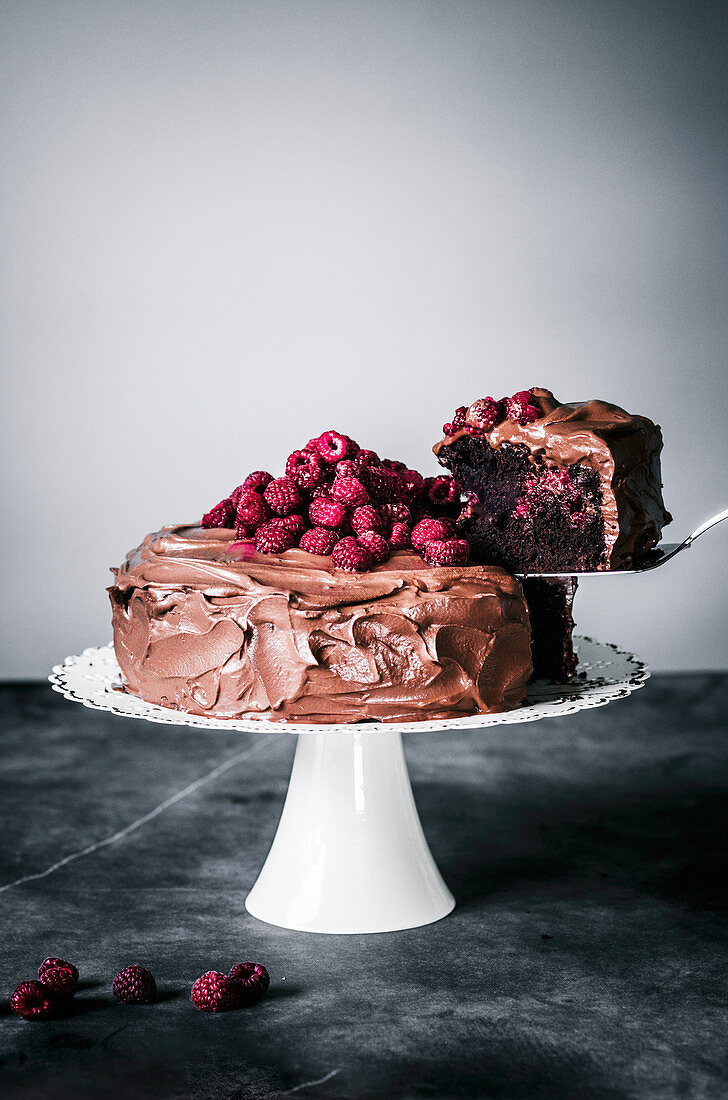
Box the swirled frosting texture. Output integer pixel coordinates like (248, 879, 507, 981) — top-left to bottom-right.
(109, 526, 532, 723)
(434, 387, 671, 567)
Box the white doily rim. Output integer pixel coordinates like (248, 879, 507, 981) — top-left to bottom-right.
(49, 636, 648, 735)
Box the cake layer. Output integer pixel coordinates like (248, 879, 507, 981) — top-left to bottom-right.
(434, 387, 671, 570)
(109, 526, 532, 723)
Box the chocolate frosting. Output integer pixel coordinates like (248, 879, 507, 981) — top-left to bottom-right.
(434, 387, 671, 567)
(109, 526, 532, 723)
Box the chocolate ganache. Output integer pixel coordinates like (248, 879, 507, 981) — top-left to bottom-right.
(434, 387, 671, 569)
(109, 526, 532, 723)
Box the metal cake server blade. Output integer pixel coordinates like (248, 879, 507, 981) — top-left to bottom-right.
(514, 506, 728, 579)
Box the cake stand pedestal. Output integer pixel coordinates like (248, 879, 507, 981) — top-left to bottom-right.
(50, 638, 647, 935)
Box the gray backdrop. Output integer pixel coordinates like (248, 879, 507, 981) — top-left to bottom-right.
(2, 0, 727, 678)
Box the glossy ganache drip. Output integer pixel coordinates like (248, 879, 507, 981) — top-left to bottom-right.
(109, 526, 533, 723)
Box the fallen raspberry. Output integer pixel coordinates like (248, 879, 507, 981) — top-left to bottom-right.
(299, 526, 338, 555)
(113, 965, 157, 1005)
(315, 431, 353, 465)
(350, 505, 383, 536)
(467, 397, 503, 430)
(309, 496, 347, 529)
(263, 477, 302, 517)
(331, 477, 369, 508)
(40, 966, 76, 1000)
(38, 957, 79, 984)
(357, 531, 389, 564)
(388, 522, 411, 550)
(202, 498, 235, 528)
(191, 971, 241, 1013)
(235, 493, 268, 537)
(285, 449, 326, 490)
(421, 538, 469, 566)
(10, 980, 59, 1021)
(254, 520, 297, 554)
(331, 536, 372, 572)
(228, 962, 270, 1005)
(506, 390, 540, 425)
(242, 471, 273, 495)
(411, 517, 454, 550)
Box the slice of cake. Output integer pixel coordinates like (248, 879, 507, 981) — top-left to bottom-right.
(521, 577, 579, 682)
(434, 387, 671, 573)
(109, 526, 532, 723)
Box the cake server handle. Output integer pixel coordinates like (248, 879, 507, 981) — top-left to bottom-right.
(682, 506, 728, 547)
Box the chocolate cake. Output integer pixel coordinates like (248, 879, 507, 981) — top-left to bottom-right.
(434, 387, 671, 574)
(109, 526, 533, 723)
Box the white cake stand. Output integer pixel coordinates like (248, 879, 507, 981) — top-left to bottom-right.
(49, 638, 647, 935)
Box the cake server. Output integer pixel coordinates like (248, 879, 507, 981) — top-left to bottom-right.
(514, 506, 728, 579)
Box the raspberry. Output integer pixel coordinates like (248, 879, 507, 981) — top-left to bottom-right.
(38, 957, 79, 984)
(350, 505, 383, 535)
(263, 477, 302, 516)
(506, 389, 540, 425)
(388, 522, 411, 550)
(280, 514, 306, 541)
(331, 536, 372, 572)
(452, 406, 468, 430)
(254, 520, 297, 554)
(285, 449, 325, 490)
(379, 503, 411, 526)
(467, 397, 503, 430)
(442, 405, 469, 435)
(411, 517, 454, 551)
(315, 431, 352, 465)
(112, 964, 157, 1005)
(424, 476, 461, 508)
(191, 971, 241, 1013)
(10, 980, 59, 1021)
(381, 458, 406, 472)
(202, 498, 235, 528)
(309, 496, 347, 529)
(242, 471, 273, 495)
(40, 966, 76, 1000)
(228, 962, 270, 1005)
(235, 493, 268, 537)
(421, 538, 469, 566)
(331, 477, 369, 508)
(365, 466, 403, 503)
(354, 449, 380, 468)
(335, 459, 358, 479)
(398, 469, 425, 503)
(299, 526, 338, 555)
(357, 531, 389, 564)
(342, 434, 360, 457)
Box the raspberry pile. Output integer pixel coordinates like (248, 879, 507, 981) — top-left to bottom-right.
(10, 956, 79, 1020)
(202, 430, 469, 571)
(442, 388, 542, 435)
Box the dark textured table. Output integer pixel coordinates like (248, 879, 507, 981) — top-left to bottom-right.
(1, 675, 726, 1099)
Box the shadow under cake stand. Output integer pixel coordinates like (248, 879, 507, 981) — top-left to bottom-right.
(50, 637, 647, 935)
